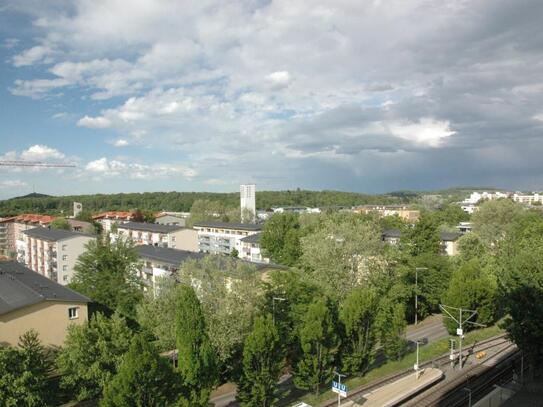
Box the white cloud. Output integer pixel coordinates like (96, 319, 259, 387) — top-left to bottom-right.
(84, 157, 196, 180)
(3, 38, 19, 49)
(113, 139, 129, 147)
(389, 119, 456, 147)
(10, 78, 70, 99)
(12, 45, 53, 66)
(0, 180, 28, 189)
(266, 71, 292, 90)
(534, 113, 543, 122)
(20, 145, 65, 161)
(77, 115, 112, 128)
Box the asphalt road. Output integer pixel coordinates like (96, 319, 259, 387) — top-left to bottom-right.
(210, 314, 449, 407)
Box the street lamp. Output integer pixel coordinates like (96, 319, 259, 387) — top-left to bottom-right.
(272, 297, 286, 324)
(414, 267, 427, 325)
(412, 338, 424, 379)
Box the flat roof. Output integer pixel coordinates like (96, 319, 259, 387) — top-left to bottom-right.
(137, 245, 205, 266)
(240, 233, 262, 244)
(193, 221, 262, 231)
(0, 261, 90, 315)
(119, 222, 185, 233)
(23, 227, 94, 241)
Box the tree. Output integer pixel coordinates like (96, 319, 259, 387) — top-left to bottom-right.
(236, 314, 283, 407)
(294, 298, 339, 395)
(260, 213, 302, 266)
(101, 334, 184, 406)
(339, 287, 379, 374)
(300, 214, 384, 298)
(57, 312, 133, 401)
(403, 214, 440, 256)
(231, 248, 239, 258)
(442, 259, 498, 334)
(0, 330, 53, 407)
(457, 232, 486, 261)
(70, 237, 143, 318)
(50, 217, 71, 230)
(471, 199, 523, 249)
(176, 285, 218, 406)
(376, 299, 407, 361)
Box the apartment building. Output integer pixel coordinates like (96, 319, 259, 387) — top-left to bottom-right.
(155, 211, 189, 226)
(193, 221, 262, 255)
(92, 211, 135, 233)
(21, 228, 95, 285)
(381, 229, 402, 245)
(512, 192, 543, 205)
(115, 222, 198, 251)
(0, 261, 89, 347)
(354, 205, 420, 222)
(136, 245, 205, 293)
(440, 232, 462, 256)
(0, 214, 56, 257)
(238, 233, 269, 263)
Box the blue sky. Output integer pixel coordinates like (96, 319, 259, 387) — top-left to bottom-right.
(1, 0, 543, 199)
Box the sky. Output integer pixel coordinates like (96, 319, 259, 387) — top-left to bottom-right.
(0, 0, 543, 199)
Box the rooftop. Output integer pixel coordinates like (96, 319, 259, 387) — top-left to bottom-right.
(137, 245, 205, 266)
(240, 232, 262, 244)
(118, 221, 185, 233)
(0, 261, 90, 315)
(23, 227, 94, 241)
(440, 231, 463, 241)
(382, 229, 402, 238)
(0, 214, 57, 224)
(193, 221, 262, 231)
(92, 211, 135, 220)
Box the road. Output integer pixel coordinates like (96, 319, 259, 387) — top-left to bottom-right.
(209, 314, 448, 407)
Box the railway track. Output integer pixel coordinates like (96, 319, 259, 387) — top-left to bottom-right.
(320, 334, 509, 407)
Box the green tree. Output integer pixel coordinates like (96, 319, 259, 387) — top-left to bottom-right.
(50, 217, 71, 230)
(442, 259, 498, 334)
(404, 214, 440, 256)
(236, 314, 283, 407)
(57, 312, 133, 401)
(376, 299, 407, 361)
(260, 213, 302, 266)
(457, 232, 486, 261)
(471, 199, 523, 249)
(70, 237, 143, 317)
(231, 248, 239, 258)
(339, 287, 379, 374)
(176, 285, 218, 406)
(294, 298, 339, 395)
(0, 330, 53, 407)
(101, 334, 184, 407)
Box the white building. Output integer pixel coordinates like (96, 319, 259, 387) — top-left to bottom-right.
(462, 191, 509, 205)
(92, 211, 135, 233)
(240, 184, 256, 223)
(115, 222, 198, 251)
(22, 228, 95, 285)
(193, 221, 262, 255)
(155, 212, 190, 226)
(238, 233, 269, 263)
(512, 192, 543, 205)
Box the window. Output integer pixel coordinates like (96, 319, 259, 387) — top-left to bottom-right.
(63, 275, 68, 282)
(62, 255, 67, 261)
(171, 236, 176, 242)
(61, 244, 67, 251)
(68, 307, 78, 319)
(63, 265, 67, 271)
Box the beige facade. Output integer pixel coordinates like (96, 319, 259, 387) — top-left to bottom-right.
(116, 224, 198, 251)
(354, 205, 420, 222)
(0, 300, 88, 347)
(0, 215, 55, 257)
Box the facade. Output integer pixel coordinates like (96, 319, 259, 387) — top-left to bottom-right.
(193, 221, 262, 255)
(238, 233, 269, 263)
(0, 261, 89, 347)
(155, 212, 189, 227)
(440, 232, 462, 256)
(22, 228, 95, 285)
(67, 219, 93, 233)
(462, 191, 509, 205)
(381, 229, 402, 245)
(73, 202, 83, 218)
(354, 205, 420, 222)
(115, 222, 198, 251)
(92, 211, 135, 233)
(512, 192, 543, 205)
(240, 184, 256, 223)
(457, 222, 473, 234)
(136, 245, 205, 293)
(0, 214, 56, 258)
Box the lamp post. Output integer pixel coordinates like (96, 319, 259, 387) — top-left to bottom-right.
(333, 370, 347, 407)
(272, 297, 286, 325)
(412, 339, 424, 379)
(414, 267, 427, 325)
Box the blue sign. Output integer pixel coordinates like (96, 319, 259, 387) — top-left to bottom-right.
(332, 381, 347, 397)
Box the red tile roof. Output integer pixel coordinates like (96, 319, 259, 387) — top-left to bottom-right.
(0, 214, 56, 224)
(92, 211, 135, 220)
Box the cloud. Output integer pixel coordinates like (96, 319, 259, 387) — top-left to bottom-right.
(77, 115, 112, 128)
(84, 157, 197, 180)
(10, 78, 71, 99)
(3, 38, 19, 49)
(266, 71, 292, 90)
(113, 138, 129, 147)
(0, 180, 28, 189)
(389, 119, 455, 148)
(12, 45, 53, 66)
(20, 144, 65, 161)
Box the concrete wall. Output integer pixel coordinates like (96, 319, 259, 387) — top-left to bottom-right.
(156, 215, 186, 227)
(170, 229, 198, 251)
(0, 301, 88, 347)
(57, 235, 95, 284)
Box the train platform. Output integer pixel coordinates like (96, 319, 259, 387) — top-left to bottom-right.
(338, 367, 443, 407)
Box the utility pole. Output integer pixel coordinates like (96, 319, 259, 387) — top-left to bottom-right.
(440, 304, 486, 369)
(272, 297, 286, 325)
(414, 267, 427, 325)
(333, 370, 347, 407)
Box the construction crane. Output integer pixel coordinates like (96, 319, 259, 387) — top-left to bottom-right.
(0, 160, 76, 168)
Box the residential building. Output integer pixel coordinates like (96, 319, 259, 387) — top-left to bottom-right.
(0, 261, 89, 347)
(238, 232, 269, 263)
(92, 211, 135, 233)
(457, 222, 473, 234)
(136, 245, 206, 293)
(22, 228, 95, 285)
(440, 232, 462, 256)
(381, 229, 402, 245)
(240, 184, 256, 222)
(67, 219, 93, 233)
(462, 191, 509, 205)
(512, 192, 543, 205)
(115, 222, 198, 251)
(272, 206, 321, 214)
(354, 205, 420, 222)
(193, 221, 262, 255)
(0, 214, 56, 258)
(155, 211, 189, 226)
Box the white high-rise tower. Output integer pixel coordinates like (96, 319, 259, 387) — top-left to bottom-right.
(240, 184, 256, 223)
(73, 202, 83, 218)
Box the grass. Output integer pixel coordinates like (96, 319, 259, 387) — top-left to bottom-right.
(287, 324, 505, 406)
